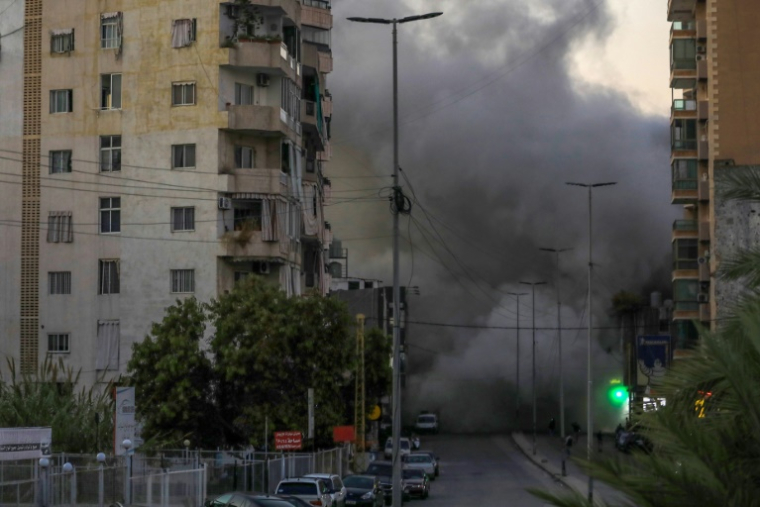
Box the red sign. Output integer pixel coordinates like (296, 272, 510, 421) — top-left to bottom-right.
(333, 426, 355, 443)
(274, 431, 302, 450)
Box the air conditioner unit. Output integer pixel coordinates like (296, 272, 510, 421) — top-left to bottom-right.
(697, 294, 709, 303)
(698, 256, 707, 264)
(218, 197, 232, 210)
(257, 73, 270, 87)
(696, 54, 705, 61)
(697, 45, 706, 54)
(255, 262, 270, 275)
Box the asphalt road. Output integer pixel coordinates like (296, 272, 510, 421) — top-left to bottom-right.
(416, 434, 564, 506)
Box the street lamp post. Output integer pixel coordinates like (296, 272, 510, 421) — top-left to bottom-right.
(347, 12, 443, 507)
(507, 292, 527, 428)
(539, 247, 572, 439)
(97, 453, 106, 507)
(122, 438, 133, 506)
(566, 181, 617, 502)
(519, 281, 546, 456)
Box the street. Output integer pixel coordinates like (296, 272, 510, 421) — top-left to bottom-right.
(416, 434, 563, 506)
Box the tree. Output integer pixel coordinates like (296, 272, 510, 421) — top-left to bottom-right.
(530, 166, 760, 506)
(127, 296, 218, 448)
(129, 276, 355, 449)
(0, 358, 114, 453)
(364, 328, 392, 404)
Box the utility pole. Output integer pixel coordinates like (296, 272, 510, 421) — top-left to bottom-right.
(519, 281, 546, 456)
(507, 292, 527, 429)
(566, 181, 617, 503)
(346, 12, 443, 507)
(539, 247, 571, 439)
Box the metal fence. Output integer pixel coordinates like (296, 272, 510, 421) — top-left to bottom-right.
(0, 446, 349, 506)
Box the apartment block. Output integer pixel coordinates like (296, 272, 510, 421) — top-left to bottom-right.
(668, 0, 760, 349)
(0, 0, 335, 383)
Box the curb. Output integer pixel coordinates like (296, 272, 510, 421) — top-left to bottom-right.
(511, 432, 590, 498)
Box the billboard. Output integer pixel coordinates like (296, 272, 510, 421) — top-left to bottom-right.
(0, 427, 52, 461)
(114, 386, 137, 455)
(274, 431, 302, 450)
(637, 335, 672, 388)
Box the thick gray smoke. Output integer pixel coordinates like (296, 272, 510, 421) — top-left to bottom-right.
(326, 0, 675, 433)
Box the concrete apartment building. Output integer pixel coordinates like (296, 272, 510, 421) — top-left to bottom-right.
(0, 0, 334, 383)
(668, 0, 760, 348)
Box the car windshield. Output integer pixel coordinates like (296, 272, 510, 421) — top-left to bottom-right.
(400, 440, 410, 450)
(276, 483, 318, 496)
(343, 476, 374, 489)
(403, 469, 424, 479)
(418, 415, 435, 423)
(407, 455, 430, 463)
(366, 464, 392, 476)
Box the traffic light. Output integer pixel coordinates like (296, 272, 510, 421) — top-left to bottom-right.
(607, 379, 627, 407)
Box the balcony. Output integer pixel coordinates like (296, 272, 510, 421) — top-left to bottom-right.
(672, 99, 697, 119)
(672, 171, 697, 204)
(672, 301, 699, 321)
(220, 230, 293, 261)
(302, 42, 332, 73)
(244, 0, 299, 22)
(225, 105, 299, 142)
(301, 100, 326, 151)
(667, 0, 697, 21)
(223, 41, 299, 83)
(670, 21, 696, 41)
(699, 221, 710, 242)
(301, 1, 332, 30)
(670, 64, 696, 89)
(222, 167, 291, 195)
(673, 219, 698, 239)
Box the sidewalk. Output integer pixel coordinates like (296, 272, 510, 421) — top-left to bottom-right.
(512, 432, 631, 506)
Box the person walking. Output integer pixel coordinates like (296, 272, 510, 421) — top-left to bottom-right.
(571, 422, 581, 442)
(564, 434, 574, 457)
(548, 417, 556, 437)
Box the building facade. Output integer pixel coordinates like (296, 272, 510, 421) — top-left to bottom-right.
(0, 0, 334, 383)
(668, 0, 760, 347)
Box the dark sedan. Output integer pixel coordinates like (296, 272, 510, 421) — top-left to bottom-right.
(205, 492, 311, 507)
(402, 469, 430, 499)
(342, 475, 385, 507)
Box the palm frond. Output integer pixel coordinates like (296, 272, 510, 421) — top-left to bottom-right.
(715, 165, 760, 203)
(718, 247, 760, 285)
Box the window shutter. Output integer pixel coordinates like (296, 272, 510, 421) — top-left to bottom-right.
(71, 28, 75, 51)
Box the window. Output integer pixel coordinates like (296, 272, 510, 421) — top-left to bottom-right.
(99, 259, 120, 294)
(672, 159, 698, 189)
(233, 200, 262, 231)
(48, 333, 70, 353)
(50, 90, 73, 113)
(281, 141, 291, 173)
(47, 211, 73, 243)
(235, 83, 254, 105)
(100, 74, 122, 110)
(99, 197, 121, 233)
(234, 271, 251, 283)
(171, 269, 195, 293)
(172, 82, 196, 106)
(172, 144, 196, 169)
(96, 320, 119, 370)
(673, 239, 698, 270)
(100, 135, 121, 172)
(671, 39, 696, 70)
(234, 146, 254, 168)
(49, 272, 71, 295)
(171, 18, 196, 48)
(671, 119, 697, 150)
(171, 207, 195, 231)
(101, 13, 121, 49)
(280, 78, 301, 120)
(50, 150, 72, 174)
(51, 29, 75, 53)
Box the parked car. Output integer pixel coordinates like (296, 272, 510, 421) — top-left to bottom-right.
(402, 453, 436, 479)
(304, 473, 347, 507)
(413, 412, 439, 434)
(204, 492, 315, 507)
(615, 430, 653, 454)
(341, 475, 385, 507)
(275, 478, 333, 507)
(415, 450, 440, 477)
(364, 461, 409, 504)
(383, 437, 411, 459)
(401, 468, 430, 499)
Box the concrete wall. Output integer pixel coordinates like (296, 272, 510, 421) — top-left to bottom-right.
(0, 0, 25, 378)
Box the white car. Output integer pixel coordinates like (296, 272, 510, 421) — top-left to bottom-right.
(402, 452, 436, 479)
(414, 413, 439, 434)
(275, 477, 333, 507)
(304, 473, 347, 507)
(384, 437, 411, 459)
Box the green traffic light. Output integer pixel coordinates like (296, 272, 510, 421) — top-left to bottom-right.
(608, 385, 628, 406)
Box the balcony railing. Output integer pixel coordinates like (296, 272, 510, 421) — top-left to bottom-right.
(302, 0, 330, 8)
(674, 259, 699, 270)
(672, 21, 696, 31)
(672, 99, 696, 111)
(674, 301, 699, 312)
(673, 178, 697, 190)
(672, 139, 697, 150)
(673, 219, 698, 231)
